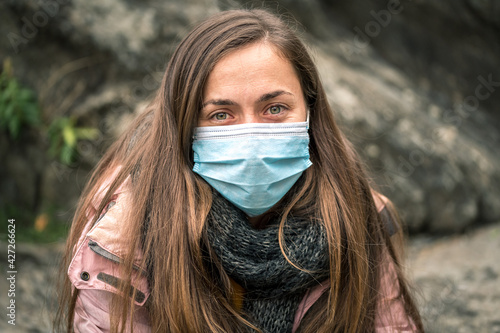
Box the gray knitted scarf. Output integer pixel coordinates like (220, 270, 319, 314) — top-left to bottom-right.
(206, 192, 330, 333)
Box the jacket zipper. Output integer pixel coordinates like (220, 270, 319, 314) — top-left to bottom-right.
(87, 240, 147, 276)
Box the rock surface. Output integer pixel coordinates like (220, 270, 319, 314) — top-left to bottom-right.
(1, 0, 499, 232)
(408, 223, 500, 332)
(0, 241, 63, 333)
(1, 223, 499, 332)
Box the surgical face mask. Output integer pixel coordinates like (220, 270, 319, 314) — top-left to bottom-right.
(192, 119, 312, 216)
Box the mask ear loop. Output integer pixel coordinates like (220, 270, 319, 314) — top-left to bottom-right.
(306, 110, 310, 130)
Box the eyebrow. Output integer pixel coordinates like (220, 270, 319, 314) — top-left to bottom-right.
(257, 90, 293, 102)
(201, 90, 294, 109)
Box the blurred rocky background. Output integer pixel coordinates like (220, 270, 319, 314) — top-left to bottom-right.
(0, 0, 499, 332)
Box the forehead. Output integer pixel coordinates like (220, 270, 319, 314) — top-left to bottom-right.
(204, 42, 302, 97)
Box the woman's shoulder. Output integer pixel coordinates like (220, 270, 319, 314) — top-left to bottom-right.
(372, 190, 389, 213)
(372, 190, 399, 236)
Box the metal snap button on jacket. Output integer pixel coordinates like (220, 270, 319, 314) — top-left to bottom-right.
(80, 271, 90, 281)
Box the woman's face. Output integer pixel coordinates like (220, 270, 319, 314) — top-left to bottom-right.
(198, 42, 307, 127)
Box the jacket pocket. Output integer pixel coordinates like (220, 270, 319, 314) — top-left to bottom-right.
(68, 237, 150, 306)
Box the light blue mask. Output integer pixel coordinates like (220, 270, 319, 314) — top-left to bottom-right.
(192, 119, 312, 216)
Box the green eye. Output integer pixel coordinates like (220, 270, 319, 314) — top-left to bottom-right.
(269, 105, 283, 114)
(214, 112, 228, 120)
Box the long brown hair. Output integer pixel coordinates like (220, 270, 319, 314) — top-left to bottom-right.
(55, 9, 423, 333)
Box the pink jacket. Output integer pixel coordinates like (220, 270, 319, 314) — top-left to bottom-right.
(68, 178, 416, 332)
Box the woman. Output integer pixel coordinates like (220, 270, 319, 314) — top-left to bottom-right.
(56, 8, 423, 333)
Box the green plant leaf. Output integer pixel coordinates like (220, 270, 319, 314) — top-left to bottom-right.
(24, 104, 40, 125)
(5, 79, 18, 99)
(8, 115, 20, 139)
(18, 88, 32, 102)
(0, 70, 40, 139)
(0, 87, 8, 105)
(4, 102, 15, 119)
(62, 123, 77, 147)
(74, 127, 99, 140)
(61, 144, 74, 165)
(46, 116, 98, 165)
